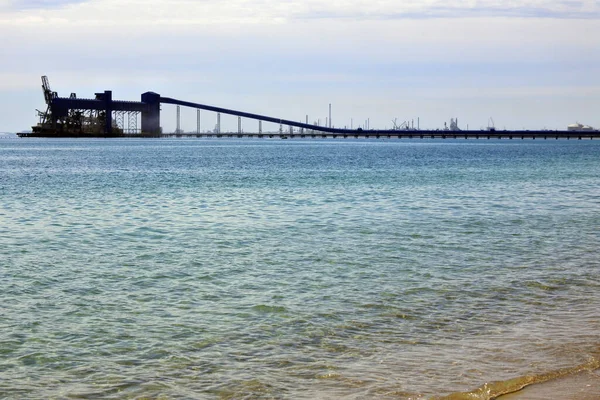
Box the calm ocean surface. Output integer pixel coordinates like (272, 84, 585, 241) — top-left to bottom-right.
(1, 138, 599, 399)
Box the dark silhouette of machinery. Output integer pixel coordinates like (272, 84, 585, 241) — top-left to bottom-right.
(32, 76, 124, 137)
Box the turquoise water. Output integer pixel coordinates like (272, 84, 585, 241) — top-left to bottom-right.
(1, 138, 599, 399)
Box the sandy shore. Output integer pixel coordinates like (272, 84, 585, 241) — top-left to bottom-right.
(497, 369, 600, 400)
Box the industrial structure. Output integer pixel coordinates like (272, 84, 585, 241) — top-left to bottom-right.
(567, 122, 596, 132)
(444, 118, 460, 131)
(28, 76, 160, 137)
(19, 76, 600, 140)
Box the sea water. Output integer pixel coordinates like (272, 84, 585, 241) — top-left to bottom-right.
(1, 138, 599, 399)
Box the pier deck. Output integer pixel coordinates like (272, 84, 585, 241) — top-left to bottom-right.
(158, 130, 599, 140)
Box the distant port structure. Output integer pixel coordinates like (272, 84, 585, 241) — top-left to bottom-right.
(18, 76, 599, 140)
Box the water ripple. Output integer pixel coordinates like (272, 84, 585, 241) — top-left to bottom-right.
(1, 139, 599, 399)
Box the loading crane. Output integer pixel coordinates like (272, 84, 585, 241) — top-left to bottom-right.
(31, 76, 123, 137)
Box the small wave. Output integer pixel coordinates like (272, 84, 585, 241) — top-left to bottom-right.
(435, 357, 600, 400)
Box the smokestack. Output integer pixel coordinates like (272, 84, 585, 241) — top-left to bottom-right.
(329, 104, 332, 128)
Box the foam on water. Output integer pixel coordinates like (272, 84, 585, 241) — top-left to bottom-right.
(1, 138, 599, 399)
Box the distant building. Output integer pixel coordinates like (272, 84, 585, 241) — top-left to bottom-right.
(449, 118, 461, 131)
(568, 123, 596, 132)
(444, 118, 461, 131)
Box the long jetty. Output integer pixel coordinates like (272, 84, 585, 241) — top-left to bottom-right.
(159, 130, 598, 140)
(24, 76, 600, 139)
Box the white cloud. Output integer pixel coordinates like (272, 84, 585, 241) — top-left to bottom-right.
(1, 0, 599, 28)
(1, 1, 599, 131)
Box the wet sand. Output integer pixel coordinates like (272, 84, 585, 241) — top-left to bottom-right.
(498, 369, 600, 400)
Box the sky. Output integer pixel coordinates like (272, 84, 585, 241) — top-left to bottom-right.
(1, 0, 599, 132)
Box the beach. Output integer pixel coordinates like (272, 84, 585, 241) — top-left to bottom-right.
(499, 369, 600, 400)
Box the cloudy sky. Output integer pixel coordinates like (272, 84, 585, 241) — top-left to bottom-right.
(1, 0, 599, 132)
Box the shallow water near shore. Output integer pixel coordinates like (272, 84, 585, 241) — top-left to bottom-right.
(1, 138, 599, 399)
(497, 368, 600, 400)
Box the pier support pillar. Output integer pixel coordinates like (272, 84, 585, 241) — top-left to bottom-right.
(197, 109, 201, 134)
(104, 91, 113, 135)
(141, 92, 161, 136)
